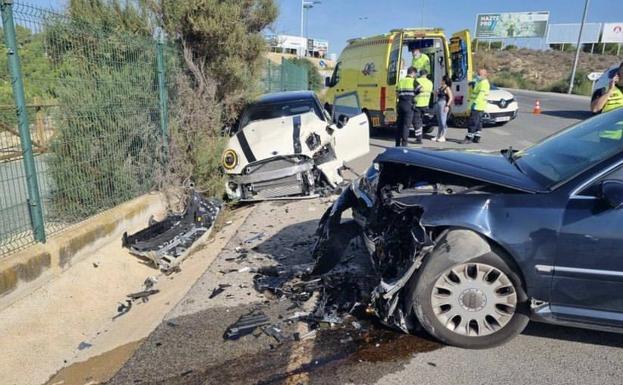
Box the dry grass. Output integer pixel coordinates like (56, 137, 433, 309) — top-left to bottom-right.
(474, 48, 620, 95)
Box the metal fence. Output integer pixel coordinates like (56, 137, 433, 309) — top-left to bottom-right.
(261, 57, 309, 93)
(0, 1, 178, 255)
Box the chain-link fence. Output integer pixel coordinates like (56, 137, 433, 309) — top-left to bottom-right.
(261, 57, 309, 93)
(0, 1, 179, 255)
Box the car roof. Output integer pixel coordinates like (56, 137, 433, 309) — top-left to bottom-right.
(255, 91, 317, 104)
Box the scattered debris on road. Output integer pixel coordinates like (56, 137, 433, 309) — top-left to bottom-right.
(113, 300, 133, 320)
(77, 341, 92, 351)
(127, 289, 160, 303)
(224, 310, 271, 340)
(122, 188, 222, 271)
(209, 284, 232, 299)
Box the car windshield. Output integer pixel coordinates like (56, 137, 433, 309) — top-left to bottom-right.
(514, 109, 623, 188)
(237, 98, 323, 130)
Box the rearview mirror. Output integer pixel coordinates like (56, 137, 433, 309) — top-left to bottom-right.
(600, 180, 623, 209)
(336, 114, 349, 128)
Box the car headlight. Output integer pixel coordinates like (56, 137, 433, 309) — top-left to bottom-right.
(222, 149, 238, 170)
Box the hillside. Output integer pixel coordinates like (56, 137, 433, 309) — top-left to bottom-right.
(474, 48, 621, 95)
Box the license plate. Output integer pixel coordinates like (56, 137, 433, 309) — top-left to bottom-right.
(496, 116, 511, 122)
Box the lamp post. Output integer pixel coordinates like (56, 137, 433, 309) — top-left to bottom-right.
(301, 0, 321, 55)
(568, 0, 590, 94)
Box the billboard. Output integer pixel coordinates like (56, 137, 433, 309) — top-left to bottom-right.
(546, 23, 602, 44)
(602, 23, 623, 43)
(476, 12, 549, 39)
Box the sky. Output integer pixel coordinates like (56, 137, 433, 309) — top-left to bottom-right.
(26, 0, 621, 55)
(271, 0, 621, 55)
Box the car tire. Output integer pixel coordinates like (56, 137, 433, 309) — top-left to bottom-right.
(407, 230, 529, 349)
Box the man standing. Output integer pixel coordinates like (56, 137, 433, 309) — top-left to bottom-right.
(591, 62, 623, 114)
(412, 48, 431, 75)
(412, 69, 433, 144)
(395, 67, 417, 146)
(463, 68, 490, 144)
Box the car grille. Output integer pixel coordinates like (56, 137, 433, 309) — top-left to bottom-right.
(244, 157, 303, 174)
(488, 98, 515, 108)
(244, 174, 305, 199)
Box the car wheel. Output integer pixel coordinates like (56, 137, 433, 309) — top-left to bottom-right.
(408, 230, 529, 349)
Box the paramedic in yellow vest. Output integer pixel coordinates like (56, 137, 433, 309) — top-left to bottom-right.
(395, 67, 417, 146)
(412, 69, 433, 144)
(592, 62, 623, 115)
(412, 48, 431, 76)
(591, 63, 623, 141)
(463, 68, 490, 144)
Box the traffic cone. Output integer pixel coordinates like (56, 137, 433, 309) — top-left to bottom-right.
(532, 99, 541, 115)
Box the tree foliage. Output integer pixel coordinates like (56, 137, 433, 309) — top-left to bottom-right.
(156, 0, 278, 119)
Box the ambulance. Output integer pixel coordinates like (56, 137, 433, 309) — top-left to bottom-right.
(324, 28, 473, 129)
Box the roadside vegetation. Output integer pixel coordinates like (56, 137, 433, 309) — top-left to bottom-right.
(2, 0, 277, 220)
(474, 47, 619, 96)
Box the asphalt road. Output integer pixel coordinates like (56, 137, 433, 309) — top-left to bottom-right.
(105, 90, 623, 385)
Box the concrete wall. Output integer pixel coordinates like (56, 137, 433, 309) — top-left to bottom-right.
(0, 193, 166, 310)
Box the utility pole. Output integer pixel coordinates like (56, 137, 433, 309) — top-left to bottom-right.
(569, 0, 590, 94)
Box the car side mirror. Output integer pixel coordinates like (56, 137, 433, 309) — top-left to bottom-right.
(336, 114, 349, 128)
(599, 180, 623, 209)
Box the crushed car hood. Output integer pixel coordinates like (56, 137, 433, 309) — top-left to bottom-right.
(376, 147, 547, 193)
(226, 112, 322, 174)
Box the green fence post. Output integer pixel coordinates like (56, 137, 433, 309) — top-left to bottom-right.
(267, 60, 272, 92)
(1, 1, 45, 243)
(280, 57, 286, 91)
(156, 31, 169, 157)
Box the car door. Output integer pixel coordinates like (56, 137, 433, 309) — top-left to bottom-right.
(331, 92, 370, 162)
(449, 30, 472, 117)
(552, 162, 623, 321)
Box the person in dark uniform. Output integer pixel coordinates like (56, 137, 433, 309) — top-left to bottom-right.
(395, 67, 417, 146)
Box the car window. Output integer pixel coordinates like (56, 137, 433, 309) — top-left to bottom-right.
(579, 165, 623, 196)
(330, 62, 341, 86)
(237, 99, 323, 130)
(332, 92, 362, 120)
(515, 110, 623, 188)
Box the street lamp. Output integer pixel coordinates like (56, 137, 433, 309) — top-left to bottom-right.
(300, 1, 321, 41)
(569, 0, 590, 94)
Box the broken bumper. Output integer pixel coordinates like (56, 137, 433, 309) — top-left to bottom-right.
(225, 156, 317, 201)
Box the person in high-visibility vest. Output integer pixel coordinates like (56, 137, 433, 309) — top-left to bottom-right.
(592, 62, 623, 114)
(463, 68, 490, 144)
(395, 67, 417, 146)
(412, 69, 433, 144)
(411, 48, 431, 76)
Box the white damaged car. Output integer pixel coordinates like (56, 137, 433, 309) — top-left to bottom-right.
(222, 91, 370, 201)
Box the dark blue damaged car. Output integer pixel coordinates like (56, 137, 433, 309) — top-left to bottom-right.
(312, 108, 623, 349)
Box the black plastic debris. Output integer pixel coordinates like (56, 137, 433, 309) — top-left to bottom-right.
(77, 341, 92, 350)
(113, 300, 133, 320)
(224, 310, 270, 340)
(262, 324, 286, 343)
(209, 284, 231, 299)
(127, 289, 160, 303)
(122, 188, 221, 271)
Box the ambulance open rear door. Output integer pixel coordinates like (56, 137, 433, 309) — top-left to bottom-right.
(449, 30, 472, 125)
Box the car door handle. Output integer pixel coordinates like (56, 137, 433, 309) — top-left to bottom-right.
(583, 234, 599, 242)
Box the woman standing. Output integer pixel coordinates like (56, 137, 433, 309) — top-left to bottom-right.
(433, 75, 453, 142)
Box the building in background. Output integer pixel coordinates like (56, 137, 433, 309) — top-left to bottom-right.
(266, 34, 329, 58)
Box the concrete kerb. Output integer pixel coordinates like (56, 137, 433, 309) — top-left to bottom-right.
(0, 193, 167, 311)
